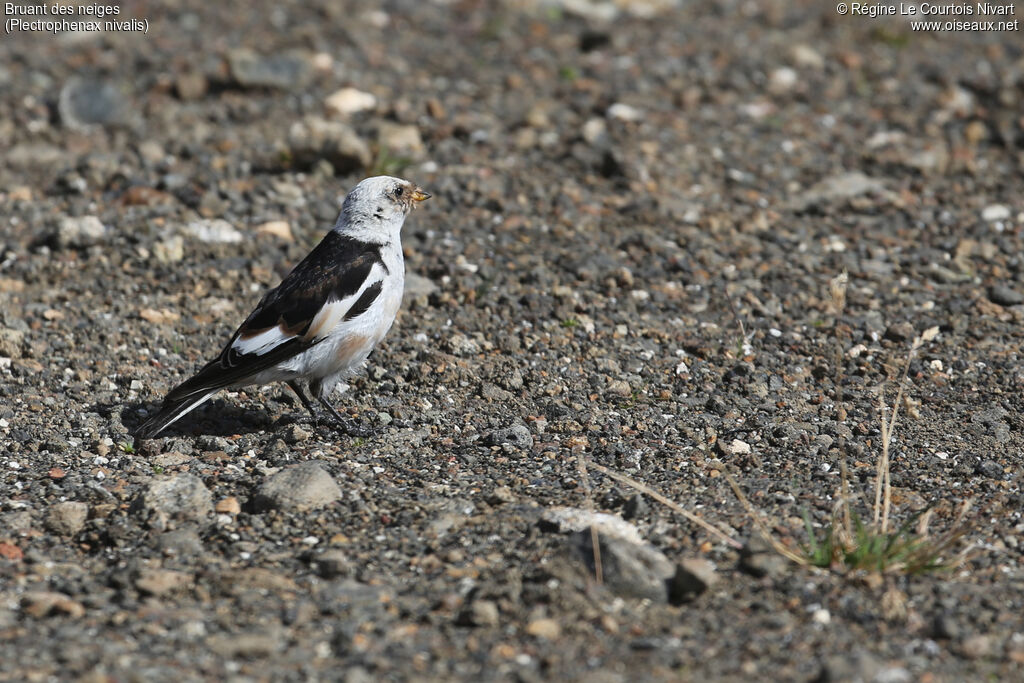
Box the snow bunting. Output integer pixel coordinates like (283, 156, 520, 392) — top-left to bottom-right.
(134, 175, 430, 439)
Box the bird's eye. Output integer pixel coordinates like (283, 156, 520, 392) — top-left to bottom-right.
(393, 186, 404, 199)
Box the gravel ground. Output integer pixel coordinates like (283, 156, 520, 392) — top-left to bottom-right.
(2, 1, 1023, 680)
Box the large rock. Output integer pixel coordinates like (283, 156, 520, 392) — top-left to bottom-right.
(45, 502, 89, 536)
(287, 116, 372, 173)
(254, 462, 342, 511)
(130, 474, 214, 528)
(227, 48, 314, 90)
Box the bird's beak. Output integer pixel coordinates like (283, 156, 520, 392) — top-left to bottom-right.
(411, 187, 431, 203)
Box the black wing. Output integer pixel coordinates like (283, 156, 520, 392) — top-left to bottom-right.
(165, 232, 387, 401)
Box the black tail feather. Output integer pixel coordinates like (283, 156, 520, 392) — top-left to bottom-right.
(133, 389, 216, 440)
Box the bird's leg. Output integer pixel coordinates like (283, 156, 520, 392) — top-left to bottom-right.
(311, 379, 374, 437)
(287, 381, 320, 425)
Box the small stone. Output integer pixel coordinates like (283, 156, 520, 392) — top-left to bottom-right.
(989, 285, 1024, 306)
(130, 473, 214, 528)
(215, 497, 241, 515)
(460, 599, 500, 627)
(206, 631, 281, 658)
(768, 67, 798, 94)
(254, 461, 342, 512)
(607, 103, 643, 122)
(582, 117, 607, 145)
(314, 549, 351, 579)
(622, 495, 648, 520)
(960, 634, 994, 659)
(287, 116, 372, 173)
(153, 236, 185, 263)
(739, 533, 789, 578)
(403, 273, 437, 302)
(139, 308, 181, 325)
(0, 542, 23, 561)
(667, 558, 718, 604)
(573, 531, 674, 603)
(883, 322, 915, 342)
(607, 379, 632, 397)
(723, 439, 751, 455)
(981, 204, 1010, 222)
(135, 567, 191, 596)
(482, 424, 533, 450)
(790, 44, 824, 69)
(325, 87, 377, 117)
(154, 529, 204, 557)
(540, 507, 645, 544)
(174, 71, 208, 100)
(227, 48, 313, 90)
(525, 618, 562, 639)
(0, 328, 24, 358)
(792, 172, 885, 211)
(487, 486, 516, 505)
(22, 592, 85, 618)
(184, 219, 243, 244)
(45, 501, 89, 536)
(283, 424, 311, 444)
(56, 216, 107, 248)
(58, 77, 129, 129)
(377, 122, 424, 159)
(256, 220, 293, 241)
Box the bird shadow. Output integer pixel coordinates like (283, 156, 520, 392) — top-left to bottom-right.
(109, 396, 301, 441)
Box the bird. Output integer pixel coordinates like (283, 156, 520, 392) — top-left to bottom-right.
(133, 175, 430, 440)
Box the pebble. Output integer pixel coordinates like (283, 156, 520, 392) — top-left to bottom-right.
(540, 507, 645, 545)
(981, 204, 1010, 222)
(667, 558, 718, 604)
(526, 618, 562, 639)
(174, 71, 207, 100)
(404, 273, 438, 302)
(988, 285, 1024, 306)
(739, 533, 790, 579)
(960, 634, 995, 659)
(254, 461, 342, 511)
(288, 116, 372, 172)
(324, 87, 378, 117)
(792, 172, 885, 211)
(130, 473, 214, 528)
(135, 567, 191, 597)
(314, 549, 351, 579)
(21, 592, 86, 618)
(377, 122, 425, 159)
(214, 497, 241, 515)
(768, 67, 798, 94)
(572, 530, 674, 602)
(184, 219, 243, 244)
(255, 220, 294, 241)
(0, 328, 24, 358)
(606, 103, 644, 122)
(606, 379, 632, 397)
(487, 486, 516, 505)
(283, 424, 311, 444)
(58, 77, 129, 129)
(153, 236, 185, 263)
(44, 501, 89, 536)
(482, 424, 533, 450)
(883, 322, 915, 342)
(56, 216, 107, 248)
(227, 48, 313, 90)
(460, 599, 500, 627)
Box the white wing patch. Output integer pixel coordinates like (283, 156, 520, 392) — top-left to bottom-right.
(231, 262, 387, 358)
(304, 298, 348, 342)
(232, 326, 294, 356)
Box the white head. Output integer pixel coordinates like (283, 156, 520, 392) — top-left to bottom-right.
(334, 176, 430, 243)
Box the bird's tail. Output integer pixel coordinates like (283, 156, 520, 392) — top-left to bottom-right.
(133, 388, 218, 440)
